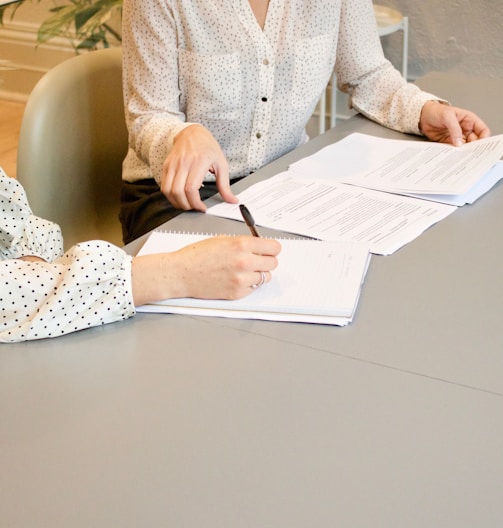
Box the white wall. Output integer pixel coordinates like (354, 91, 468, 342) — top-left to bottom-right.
(377, 0, 503, 79)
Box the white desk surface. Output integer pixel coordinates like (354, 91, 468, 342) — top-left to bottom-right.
(1, 73, 502, 527)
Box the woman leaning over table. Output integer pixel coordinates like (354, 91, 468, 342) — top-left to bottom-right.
(0, 169, 280, 343)
(120, 0, 490, 243)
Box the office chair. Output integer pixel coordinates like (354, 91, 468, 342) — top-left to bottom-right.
(16, 47, 127, 249)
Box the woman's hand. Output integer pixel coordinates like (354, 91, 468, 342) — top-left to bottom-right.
(160, 124, 239, 212)
(131, 236, 281, 306)
(419, 101, 491, 146)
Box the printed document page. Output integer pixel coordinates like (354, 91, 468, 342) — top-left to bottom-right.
(207, 172, 456, 255)
(289, 133, 503, 197)
(401, 160, 503, 206)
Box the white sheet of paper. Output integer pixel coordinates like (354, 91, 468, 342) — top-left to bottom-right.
(289, 133, 503, 197)
(400, 160, 503, 206)
(207, 172, 456, 255)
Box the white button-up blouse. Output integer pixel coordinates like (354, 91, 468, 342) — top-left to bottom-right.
(122, 0, 437, 185)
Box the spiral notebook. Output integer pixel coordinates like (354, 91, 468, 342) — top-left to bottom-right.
(136, 231, 371, 326)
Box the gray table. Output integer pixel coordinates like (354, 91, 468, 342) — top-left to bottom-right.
(1, 73, 502, 527)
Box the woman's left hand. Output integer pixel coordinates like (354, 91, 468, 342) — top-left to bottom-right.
(419, 101, 491, 146)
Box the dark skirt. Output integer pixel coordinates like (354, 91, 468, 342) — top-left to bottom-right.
(119, 178, 219, 245)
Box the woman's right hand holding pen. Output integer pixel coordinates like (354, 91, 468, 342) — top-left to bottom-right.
(131, 236, 281, 306)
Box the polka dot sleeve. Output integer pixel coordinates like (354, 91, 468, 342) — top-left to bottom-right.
(0, 169, 64, 262)
(0, 241, 135, 343)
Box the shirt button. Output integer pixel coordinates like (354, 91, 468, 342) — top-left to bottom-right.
(263, 58, 270, 66)
(256, 132, 262, 139)
(261, 97, 268, 102)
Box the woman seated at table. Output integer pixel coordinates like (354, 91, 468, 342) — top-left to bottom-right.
(0, 168, 280, 343)
(120, 0, 491, 244)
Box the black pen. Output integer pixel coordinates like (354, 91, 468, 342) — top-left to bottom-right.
(239, 204, 261, 237)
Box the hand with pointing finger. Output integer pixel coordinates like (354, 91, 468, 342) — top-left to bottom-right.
(160, 124, 239, 212)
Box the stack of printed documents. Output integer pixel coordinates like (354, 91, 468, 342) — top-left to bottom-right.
(208, 133, 503, 255)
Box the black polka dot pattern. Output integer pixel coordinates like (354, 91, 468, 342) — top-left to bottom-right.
(0, 168, 63, 261)
(1, 170, 136, 343)
(121, 0, 439, 187)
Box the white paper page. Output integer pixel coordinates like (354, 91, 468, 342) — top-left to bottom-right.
(207, 172, 456, 255)
(400, 160, 503, 206)
(290, 132, 503, 196)
(136, 232, 371, 322)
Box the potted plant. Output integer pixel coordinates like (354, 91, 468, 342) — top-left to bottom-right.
(0, 0, 122, 51)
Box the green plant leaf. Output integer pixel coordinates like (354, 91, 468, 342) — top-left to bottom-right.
(3, 0, 122, 51)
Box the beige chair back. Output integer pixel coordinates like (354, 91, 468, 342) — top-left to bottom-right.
(17, 47, 127, 249)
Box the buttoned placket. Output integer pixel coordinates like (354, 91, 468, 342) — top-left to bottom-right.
(233, 0, 283, 172)
(247, 38, 275, 172)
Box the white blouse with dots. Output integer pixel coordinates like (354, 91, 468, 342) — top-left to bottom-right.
(0, 170, 136, 343)
(122, 0, 438, 185)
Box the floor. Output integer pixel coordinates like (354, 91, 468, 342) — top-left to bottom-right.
(0, 99, 25, 178)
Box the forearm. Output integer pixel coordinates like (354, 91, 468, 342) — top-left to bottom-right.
(350, 72, 441, 135)
(122, 0, 192, 182)
(131, 236, 282, 306)
(131, 253, 187, 306)
(336, 0, 440, 135)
